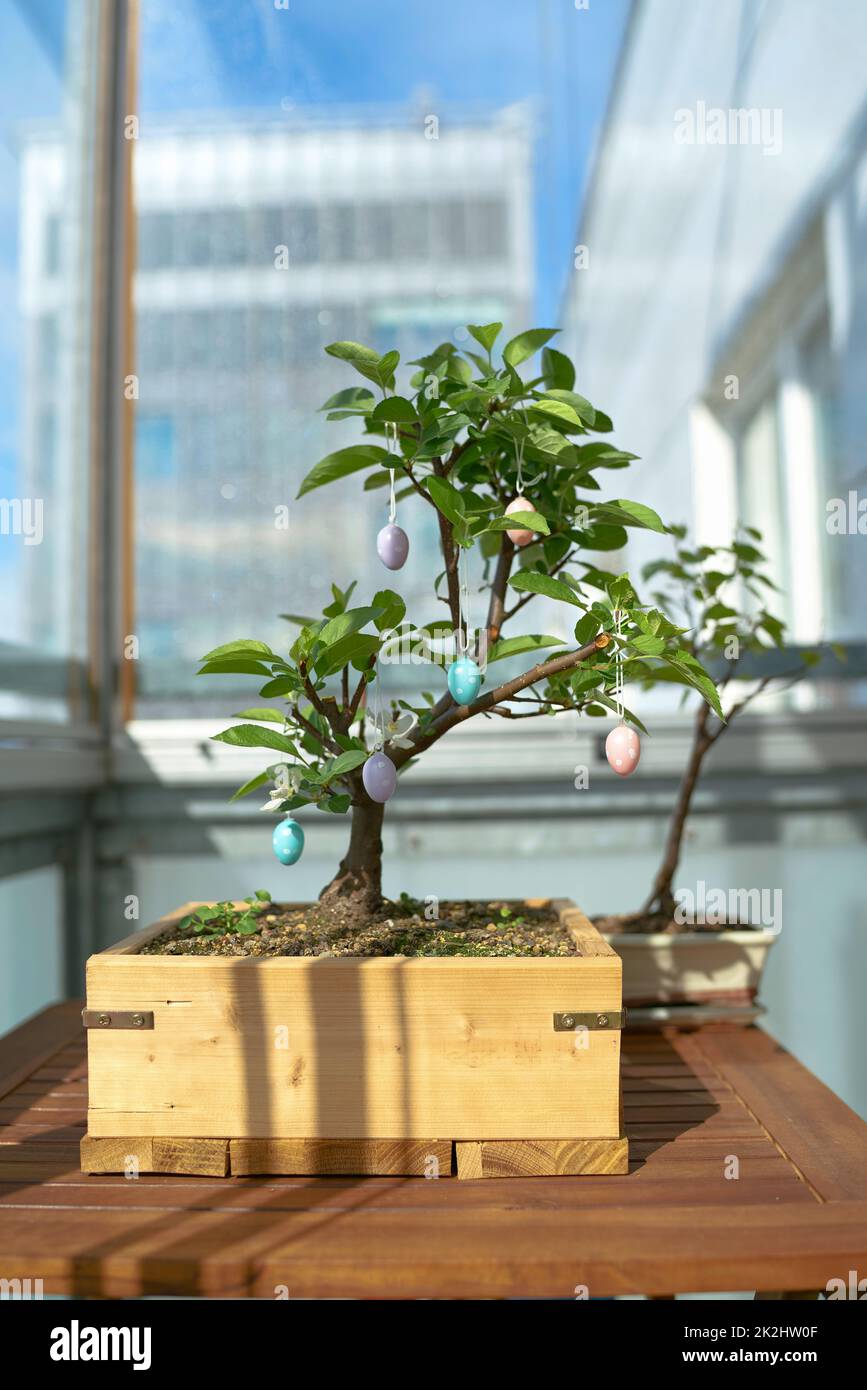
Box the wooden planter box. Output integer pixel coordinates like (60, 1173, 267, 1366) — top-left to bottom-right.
(81, 898, 626, 1180)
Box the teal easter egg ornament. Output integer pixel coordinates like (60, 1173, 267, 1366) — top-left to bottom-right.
(447, 655, 482, 706)
(272, 816, 305, 865)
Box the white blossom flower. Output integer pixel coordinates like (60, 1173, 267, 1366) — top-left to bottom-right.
(261, 765, 301, 812)
(384, 710, 418, 750)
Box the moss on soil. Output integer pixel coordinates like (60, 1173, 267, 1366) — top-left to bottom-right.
(140, 897, 578, 958)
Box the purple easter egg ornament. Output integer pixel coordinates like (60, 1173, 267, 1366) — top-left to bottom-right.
(376, 523, 409, 571)
(362, 750, 397, 803)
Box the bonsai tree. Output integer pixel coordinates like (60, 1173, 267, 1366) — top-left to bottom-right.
(200, 325, 722, 916)
(597, 525, 822, 930)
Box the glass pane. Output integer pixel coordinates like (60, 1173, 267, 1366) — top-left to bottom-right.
(0, 0, 94, 722)
(131, 0, 631, 713)
(738, 397, 791, 624)
(0, 866, 63, 1034)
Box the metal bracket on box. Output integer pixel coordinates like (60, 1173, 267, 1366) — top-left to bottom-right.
(553, 1009, 626, 1032)
(81, 1009, 154, 1031)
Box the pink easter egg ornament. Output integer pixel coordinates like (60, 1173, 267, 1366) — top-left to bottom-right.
(505, 496, 537, 547)
(605, 723, 641, 777)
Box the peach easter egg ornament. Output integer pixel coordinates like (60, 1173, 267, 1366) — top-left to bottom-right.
(605, 608, 641, 776)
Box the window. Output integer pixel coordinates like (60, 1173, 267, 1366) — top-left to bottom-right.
(0, 0, 98, 723)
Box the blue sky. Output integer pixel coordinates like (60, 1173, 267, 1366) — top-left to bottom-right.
(0, 0, 629, 531)
(138, 0, 630, 320)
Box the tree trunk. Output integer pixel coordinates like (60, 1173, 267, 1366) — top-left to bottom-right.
(643, 702, 713, 921)
(318, 790, 384, 914)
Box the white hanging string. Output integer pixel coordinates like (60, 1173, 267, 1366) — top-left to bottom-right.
(371, 653, 384, 751)
(613, 608, 624, 722)
(515, 432, 527, 494)
(514, 410, 541, 493)
(458, 546, 470, 655)
(384, 422, 398, 523)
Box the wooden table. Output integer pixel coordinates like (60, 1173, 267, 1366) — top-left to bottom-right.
(1, 1002, 866, 1299)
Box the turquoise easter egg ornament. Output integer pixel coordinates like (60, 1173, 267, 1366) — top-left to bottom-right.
(447, 655, 482, 706)
(272, 816, 305, 865)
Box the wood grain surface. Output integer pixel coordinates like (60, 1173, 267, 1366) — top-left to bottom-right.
(1, 1004, 866, 1297)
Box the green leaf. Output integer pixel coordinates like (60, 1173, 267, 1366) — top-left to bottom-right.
(198, 659, 274, 677)
(324, 340, 397, 388)
(200, 639, 274, 662)
(370, 396, 418, 424)
(543, 388, 596, 425)
(467, 322, 503, 353)
(574, 613, 600, 646)
(628, 634, 665, 657)
(297, 445, 390, 498)
(232, 708, 288, 724)
(529, 398, 585, 430)
(229, 771, 272, 803)
(540, 347, 576, 391)
(662, 652, 724, 719)
(213, 725, 299, 755)
(318, 605, 382, 647)
(427, 475, 466, 526)
(486, 509, 550, 536)
(323, 749, 369, 780)
(486, 634, 566, 664)
(313, 632, 380, 678)
(502, 328, 559, 369)
(372, 589, 406, 632)
(758, 614, 785, 648)
(320, 386, 375, 412)
(593, 499, 668, 533)
(508, 571, 585, 607)
(279, 613, 315, 626)
(258, 675, 301, 698)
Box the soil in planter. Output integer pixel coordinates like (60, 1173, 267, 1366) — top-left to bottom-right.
(592, 910, 765, 935)
(141, 898, 578, 958)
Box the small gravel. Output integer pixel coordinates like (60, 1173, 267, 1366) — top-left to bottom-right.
(141, 899, 578, 958)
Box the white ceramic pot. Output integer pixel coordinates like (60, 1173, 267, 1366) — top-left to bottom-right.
(599, 929, 777, 1007)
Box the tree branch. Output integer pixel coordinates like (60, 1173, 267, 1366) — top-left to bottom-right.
(392, 632, 612, 768)
(291, 702, 342, 756)
(486, 535, 515, 643)
(431, 455, 461, 628)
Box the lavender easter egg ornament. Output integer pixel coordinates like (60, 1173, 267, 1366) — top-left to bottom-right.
(447, 655, 482, 706)
(362, 750, 397, 803)
(377, 523, 409, 571)
(505, 496, 536, 547)
(272, 816, 305, 864)
(605, 724, 641, 777)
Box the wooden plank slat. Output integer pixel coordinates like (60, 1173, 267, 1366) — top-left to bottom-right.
(229, 1138, 451, 1177)
(455, 1134, 628, 1179)
(80, 1135, 229, 1177)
